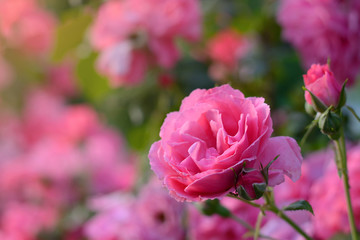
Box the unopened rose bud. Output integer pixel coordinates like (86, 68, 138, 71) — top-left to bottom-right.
(303, 64, 342, 110)
(318, 110, 341, 140)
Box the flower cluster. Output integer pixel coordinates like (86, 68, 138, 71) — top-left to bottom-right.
(85, 179, 186, 240)
(0, 89, 137, 239)
(90, 0, 202, 86)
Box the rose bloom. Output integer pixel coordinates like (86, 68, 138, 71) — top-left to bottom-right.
(303, 63, 342, 108)
(149, 84, 302, 201)
(277, 0, 360, 85)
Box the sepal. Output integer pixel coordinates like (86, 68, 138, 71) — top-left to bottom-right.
(303, 87, 327, 112)
(336, 79, 347, 109)
(318, 108, 342, 140)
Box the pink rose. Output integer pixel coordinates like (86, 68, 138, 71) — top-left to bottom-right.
(303, 64, 342, 108)
(149, 84, 302, 201)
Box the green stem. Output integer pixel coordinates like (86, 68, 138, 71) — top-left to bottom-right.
(230, 212, 278, 240)
(254, 211, 264, 240)
(263, 192, 313, 240)
(228, 193, 313, 240)
(267, 205, 312, 240)
(335, 131, 358, 240)
(227, 193, 262, 208)
(230, 213, 254, 231)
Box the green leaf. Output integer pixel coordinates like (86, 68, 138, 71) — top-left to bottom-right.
(75, 52, 111, 102)
(283, 200, 314, 215)
(346, 105, 360, 122)
(52, 12, 93, 61)
(202, 199, 231, 218)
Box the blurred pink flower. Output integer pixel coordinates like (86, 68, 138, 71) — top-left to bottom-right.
(310, 145, 360, 239)
(208, 29, 250, 69)
(207, 29, 251, 81)
(278, 0, 360, 85)
(83, 128, 137, 194)
(85, 179, 186, 240)
(0, 0, 56, 55)
(0, 88, 139, 237)
(149, 84, 302, 201)
(22, 91, 99, 145)
(85, 194, 141, 240)
(96, 43, 148, 86)
(303, 63, 342, 108)
(0, 203, 58, 240)
(158, 74, 174, 88)
(136, 178, 186, 240)
(189, 198, 260, 240)
(47, 63, 77, 97)
(91, 0, 201, 86)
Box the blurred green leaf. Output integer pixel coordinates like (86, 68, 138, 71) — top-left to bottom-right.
(52, 13, 92, 61)
(202, 199, 231, 218)
(75, 52, 111, 102)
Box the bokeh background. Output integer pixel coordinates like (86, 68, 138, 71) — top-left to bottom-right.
(0, 0, 360, 239)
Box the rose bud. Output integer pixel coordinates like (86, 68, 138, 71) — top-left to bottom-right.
(303, 64, 342, 111)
